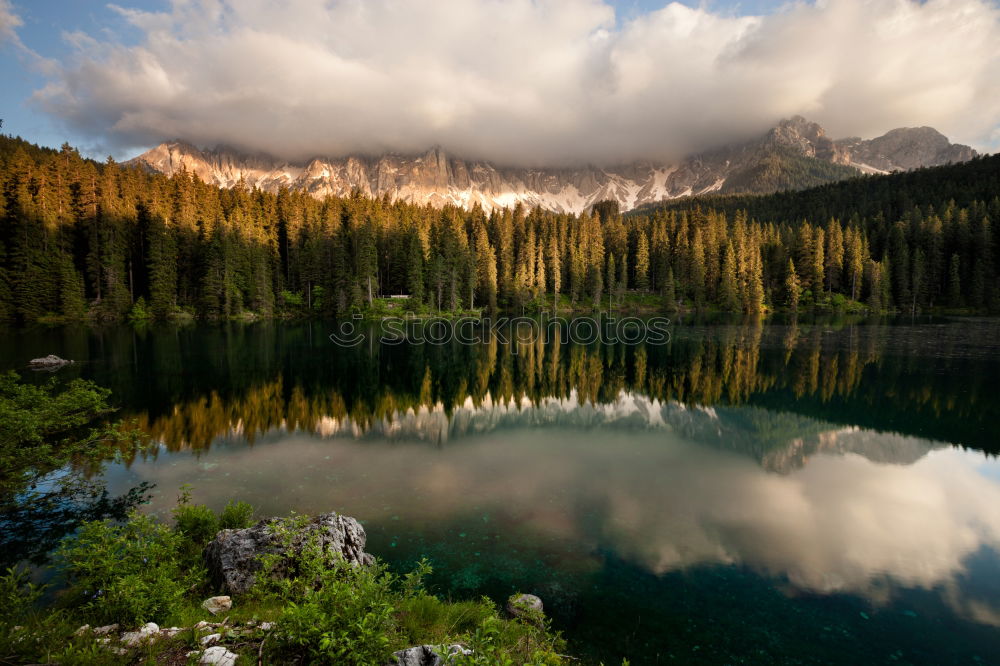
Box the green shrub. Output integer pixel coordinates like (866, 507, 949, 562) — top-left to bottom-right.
(269, 556, 398, 665)
(172, 503, 219, 545)
(454, 610, 566, 666)
(128, 296, 151, 321)
(0, 566, 44, 623)
(0, 372, 118, 493)
(57, 512, 201, 625)
(281, 290, 305, 308)
(219, 500, 255, 530)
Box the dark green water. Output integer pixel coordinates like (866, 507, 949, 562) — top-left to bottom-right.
(4, 317, 1000, 664)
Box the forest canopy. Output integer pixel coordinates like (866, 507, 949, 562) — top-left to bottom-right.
(0, 135, 997, 322)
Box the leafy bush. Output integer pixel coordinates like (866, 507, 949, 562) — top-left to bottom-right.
(267, 545, 398, 665)
(57, 512, 202, 625)
(281, 290, 305, 308)
(219, 500, 255, 530)
(454, 611, 566, 666)
(0, 372, 118, 493)
(128, 296, 151, 321)
(173, 502, 219, 545)
(0, 566, 44, 623)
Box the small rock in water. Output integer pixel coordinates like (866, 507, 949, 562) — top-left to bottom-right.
(28, 354, 73, 370)
(202, 595, 232, 615)
(199, 646, 239, 666)
(506, 593, 544, 620)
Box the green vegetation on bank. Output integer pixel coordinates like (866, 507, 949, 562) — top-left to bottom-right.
(0, 374, 570, 664)
(0, 135, 997, 324)
(2, 500, 569, 665)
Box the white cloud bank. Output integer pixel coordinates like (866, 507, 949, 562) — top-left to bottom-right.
(25, 0, 1000, 165)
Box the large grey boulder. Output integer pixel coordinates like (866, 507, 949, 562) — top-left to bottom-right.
(203, 512, 374, 595)
(391, 644, 471, 666)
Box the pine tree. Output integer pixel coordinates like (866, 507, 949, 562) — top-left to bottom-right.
(663, 266, 677, 311)
(746, 245, 766, 314)
(785, 258, 801, 310)
(147, 214, 177, 319)
(635, 232, 650, 291)
(720, 241, 740, 311)
(405, 228, 424, 304)
(473, 221, 497, 312)
(948, 253, 962, 307)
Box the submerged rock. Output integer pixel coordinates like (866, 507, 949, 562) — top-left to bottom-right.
(391, 644, 472, 666)
(202, 595, 232, 615)
(203, 512, 375, 594)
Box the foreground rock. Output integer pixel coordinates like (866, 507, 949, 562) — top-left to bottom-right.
(204, 512, 375, 594)
(28, 354, 73, 370)
(391, 644, 472, 666)
(195, 646, 239, 665)
(202, 595, 232, 615)
(121, 622, 160, 646)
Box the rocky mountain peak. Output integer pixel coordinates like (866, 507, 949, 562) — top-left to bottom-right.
(127, 119, 978, 213)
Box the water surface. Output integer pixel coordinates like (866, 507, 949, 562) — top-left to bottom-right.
(4, 317, 1000, 664)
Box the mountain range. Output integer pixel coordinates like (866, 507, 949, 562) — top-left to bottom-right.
(128, 116, 977, 214)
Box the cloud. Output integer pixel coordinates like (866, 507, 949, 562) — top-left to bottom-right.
(29, 0, 1000, 165)
(0, 0, 23, 46)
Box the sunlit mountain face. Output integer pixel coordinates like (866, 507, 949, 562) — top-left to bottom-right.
(5, 316, 1000, 663)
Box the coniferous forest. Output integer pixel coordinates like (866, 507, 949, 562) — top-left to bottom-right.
(1, 133, 998, 323)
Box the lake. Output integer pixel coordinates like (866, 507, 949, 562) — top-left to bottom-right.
(4, 316, 1000, 664)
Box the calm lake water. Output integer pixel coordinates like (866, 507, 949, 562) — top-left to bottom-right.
(4, 317, 1000, 664)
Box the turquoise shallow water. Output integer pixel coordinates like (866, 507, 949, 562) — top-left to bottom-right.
(3, 317, 1000, 664)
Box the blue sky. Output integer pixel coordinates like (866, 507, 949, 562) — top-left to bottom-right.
(1, 0, 155, 154)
